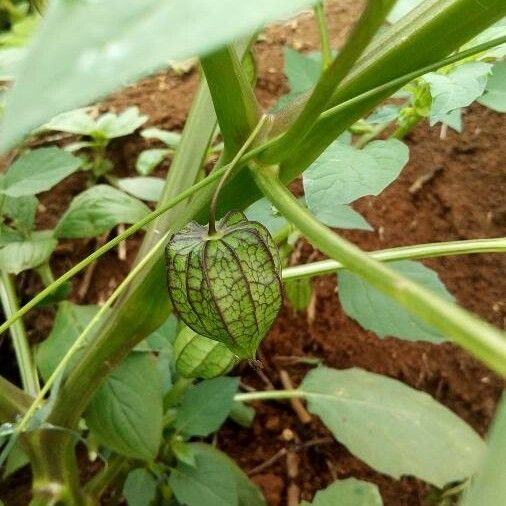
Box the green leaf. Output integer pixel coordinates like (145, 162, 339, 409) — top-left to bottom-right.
(285, 277, 313, 312)
(175, 377, 239, 437)
(122, 468, 157, 506)
(117, 176, 165, 202)
(284, 48, 321, 95)
(460, 394, 506, 506)
(245, 197, 288, 236)
(43, 107, 97, 135)
(141, 127, 182, 148)
(424, 62, 492, 125)
(37, 302, 100, 381)
(1, 147, 82, 197)
(85, 353, 163, 461)
(338, 260, 454, 342)
(3, 194, 38, 231)
(3, 442, 29, 478)
(300, 478, 383, 506)
(367, 104, 402, 124)
(54, 185, 150, 239)
(92, 107, 148, 139)
(0, 230, 56, 274)
(135, 148, 170, 176)
(303, 139, 408, 228)
(441, 108, 462, 133)
(0, 0, 316, 150)
(466, 18, 506, 60)
(171, 438, 197, 467)
(0, 48, 26, 81)
(135, 314, 178, 352)
(478, 62, 506, 113)
(301, 367, 486, 488)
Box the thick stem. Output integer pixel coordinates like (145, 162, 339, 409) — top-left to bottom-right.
(0, 271, 39, 395)
(282, 238, 506, 280)
(254, 166, 506, 376)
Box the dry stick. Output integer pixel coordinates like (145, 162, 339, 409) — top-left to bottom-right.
(279, 369, 312, 424)
(248, 448, 288, 476)
(78, 233, 108, 300)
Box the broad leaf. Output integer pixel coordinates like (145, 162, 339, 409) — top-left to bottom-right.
(85, 353, 163, 460)
(3, 195, 38, 231)
(300, 478, 383, 506)
(303, 139, 408, 229)
(460, 395, 506, 506)
(338, 260, 454, 342)
(122, 468, 157, 506)
(135, 148, 170, 176)
(424, 62, 492, 125)
(0, 231, 56, 274)
(54, 185, 150, 239)
(0, 0, 316, 149)
(117, 176, 165, 202)
(37, 302, 100, 381)
(0, 147, 82, 197)
(301, 367, 486, 488)
(478, 62, 506, 113)
(175, 377, 239, 437)
(245, 197, 288, 236)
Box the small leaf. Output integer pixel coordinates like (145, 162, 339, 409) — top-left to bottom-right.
(245, 197, 288, 236)
(117, 176, 165, 202)
(3, 442, 29, 478)
(175, 377, 239, 437)
(122, 468, 157, 506)
(43, 107, 97, 135)
(300, 478, 383, 506)
(93, 107, 147, 139)
(301, 367, 486, 487)
(55, 185, 150, 239)
(338, 260, 454, 342)
(3, 194, 38, 231)
(141, 127, 181, 148)
(303, 139, 408, 228)
(85, 353, 163, 460)
(460, 395, 506, 506)
(135, 148, 170, 176)
(424, 62, 492, 125)
(172, 438, 197, 467)
(478, 62, 506, 113)
(0, 230, 56, 274)
(441, 108, 462, 133)
(1, 147, 82, 197)
(37, 302, 100, 381)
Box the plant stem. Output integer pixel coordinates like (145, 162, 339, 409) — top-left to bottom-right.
(235, 389, 303, 402)
(282, 237, 506, 280)
(84, 454, 130, 499)
(314, 1, 332, 70)
(393, 110, 424, 139)
(254, 166, 506, 376)
(0, 271, 39, 396)
(36, 262, 55, 287)
(354, 121, 391, 148)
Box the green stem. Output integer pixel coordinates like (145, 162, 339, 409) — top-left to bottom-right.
(354, 121, 391, 148)
(36, 262, 55, 287)
(314, 1, 332, 70)
(393, 109, 424, 139)
(84, 454, 131, 499)
(282, 238, 506, 280)
(235, 389, 303, 402)
(0, 271, 39, 396)
(254, 166, 506, 376)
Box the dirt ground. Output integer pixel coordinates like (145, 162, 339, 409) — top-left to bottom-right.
(0, 1, 505, 505)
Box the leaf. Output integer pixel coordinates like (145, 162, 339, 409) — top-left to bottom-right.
(175, 377, 239, 437)
(0, 48, 26, 81)
(0, 230, 56, 274)
(300, 478, 383, 506)
(85, 353, 163, 461)
(245, 197, 289, 235)
(117, 176, 165, 202)
(135, 314, 178, 352)
(3, 195, 38, 231)
(0, 147, 82, 197)
(441, 108, 462, 133)
(93, 107, 148, 139)
(0, 0, 316, 150)
(367, 104, 402, 124)
(478, 62, 506, 113)
(3, 442, 29, 478)
(303, 139, 408, 228)
(122, 468, 157, 506)
(466, 18, 506, 60)
(338, 260, 454, 342)
(37, 302, 100, 381)
(460, 394, 506, 506)
(284, 48, 321, 95)
(171, 438, 197, 467)
(169, 443, 238, 506)
(301, 367, 486, 488)
(424, 62, 492, 125)
(43, 107, 97, 135)
(135, 148, 170, 176)
(285, 277, 313, 312)
(55, 185, 150, 239)
(141, 127, 182, 148)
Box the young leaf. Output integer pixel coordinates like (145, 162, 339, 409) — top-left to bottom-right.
(37, 302, 100, 381)
(3, 194, 38, 231)
(0, 0, 316, 150)
(85, 353, 163, 461)
(0, 230, 56, 274)
(338, 260, 454, 342)
(171, 438, 197, 467)
(460, 395, 506, 506)
(300, 478, 383, 506)
(54, 185, 150, 239)
(117, 176, 165, 202)
(0, 147, 82, 197)
(141, 127, 182, 148)
(93, 107, 148, 139)
(135, 148, 170, 176)
(175, 377, 239, 437)
(424, 62, 492, 125)
(478, 62, 506, 113)
(301, 367, 486, 488)
(303, 139, 408, 229)
(122, 468, 158, 506)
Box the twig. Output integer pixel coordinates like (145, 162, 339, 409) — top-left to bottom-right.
(78, 234, 108, 300)
(248, 448, 287, 475)
(117, 224, 127, 261)
(287, 484, 301, 506)
(279, 370, 312, 424)
(409, 166, 443, 195)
